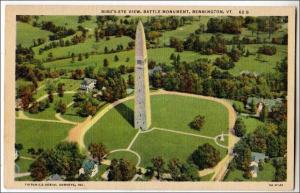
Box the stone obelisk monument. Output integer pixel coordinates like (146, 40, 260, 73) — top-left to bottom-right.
(134, 21, 151, 130)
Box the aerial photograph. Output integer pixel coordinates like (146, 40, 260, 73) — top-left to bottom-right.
(14, 15, 288, 182)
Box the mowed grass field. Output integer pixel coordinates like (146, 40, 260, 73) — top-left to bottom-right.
(84, 94, 228, 167)
(17, 22, 53, 47)
(131, 129, 227, 167)
(15, 120, 73, 157)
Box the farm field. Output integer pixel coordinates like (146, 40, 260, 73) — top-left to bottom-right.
(17, 22, 53, 47)
(15, 120, 73, 157)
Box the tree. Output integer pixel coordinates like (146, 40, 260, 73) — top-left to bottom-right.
(190, 115, 205, 130)
(78, 101, 97, 117)
(191, 143, 221, 170)
(71, 69, 84, 80)
(103, 58, 109, 67)
(32, 142, 84, 180)
(88, 143, 108, 163)
(233, 140, 252, 171)
(114, 55, 119, 62)
(48, 91, 54, 103)
(78, 53, 82, 61)
(258, 160, 264, 171)
(55, 100, 67, 114)
(260, 104, 269, 122)
(15, 143, 23, 151)
(266, 134, 279, 157)
(151, 156, 165, 180)
(57, 83, 65, 97)
(29, 158, 48, 181)
(127, 74, 134, 88)
(108, 159, 136, 181)
(167, 159, 199, 181)
(234, 118, 246, 137)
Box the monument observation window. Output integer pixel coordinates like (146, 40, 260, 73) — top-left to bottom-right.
(137, 60, 143, 65)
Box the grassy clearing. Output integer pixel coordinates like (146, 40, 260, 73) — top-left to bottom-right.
(15, 119, 73, 157)
(241, 116, 264, 134)
(90, 164, 108, 181)
(60, 105, 87, 123)
(17, 22, 52, 47)
(224, 162, 275, 181)
(131, 129, 227, 167)
(228, 44, 287, 75)
(15, 175, 33, 181)
(15, 158, 34, 173)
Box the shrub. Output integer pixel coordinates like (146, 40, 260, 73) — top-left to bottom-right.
(190, 115, 205, 130)
(213, 56, 235, 70)
(257, 45, 277, 55)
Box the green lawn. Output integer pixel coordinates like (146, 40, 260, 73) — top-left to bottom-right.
(15, 158, 34, 173)
(84, 103, 139, 151)
(131, 129, 227, 167)
(42, 47, 218, 70)
(38, 15, 98, 30)
(150, 95, 228, 137)
(25, 93, 75, 120)
(107, 151, 139, 166)
(224, 162, 275, 181)
(85, 94, 228, 168)
(228, 44, 287, 76)
(15, 119, 73, 157)
(17, 22, 52, 47)
(241, 116, 264, 134)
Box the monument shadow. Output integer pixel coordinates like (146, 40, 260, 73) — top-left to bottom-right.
(115, 103, 134, 126)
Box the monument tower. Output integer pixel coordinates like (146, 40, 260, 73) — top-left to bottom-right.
(134, 21, 151, 130)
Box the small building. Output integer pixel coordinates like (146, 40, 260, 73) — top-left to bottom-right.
(49, 174, 64, 181)
(78, 159, 98, 177)
(250, 152, 269, 178)
(80, 78, 96, 92)
(246, 97, 283, 112)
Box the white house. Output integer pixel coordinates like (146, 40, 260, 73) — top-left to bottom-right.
(250, 152, 268, 178)
(80, 78, 96, 92)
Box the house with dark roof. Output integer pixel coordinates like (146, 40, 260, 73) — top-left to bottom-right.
(80, 78, 96, 92)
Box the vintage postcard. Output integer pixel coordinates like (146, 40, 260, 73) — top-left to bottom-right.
(3, 5, 296, 191)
